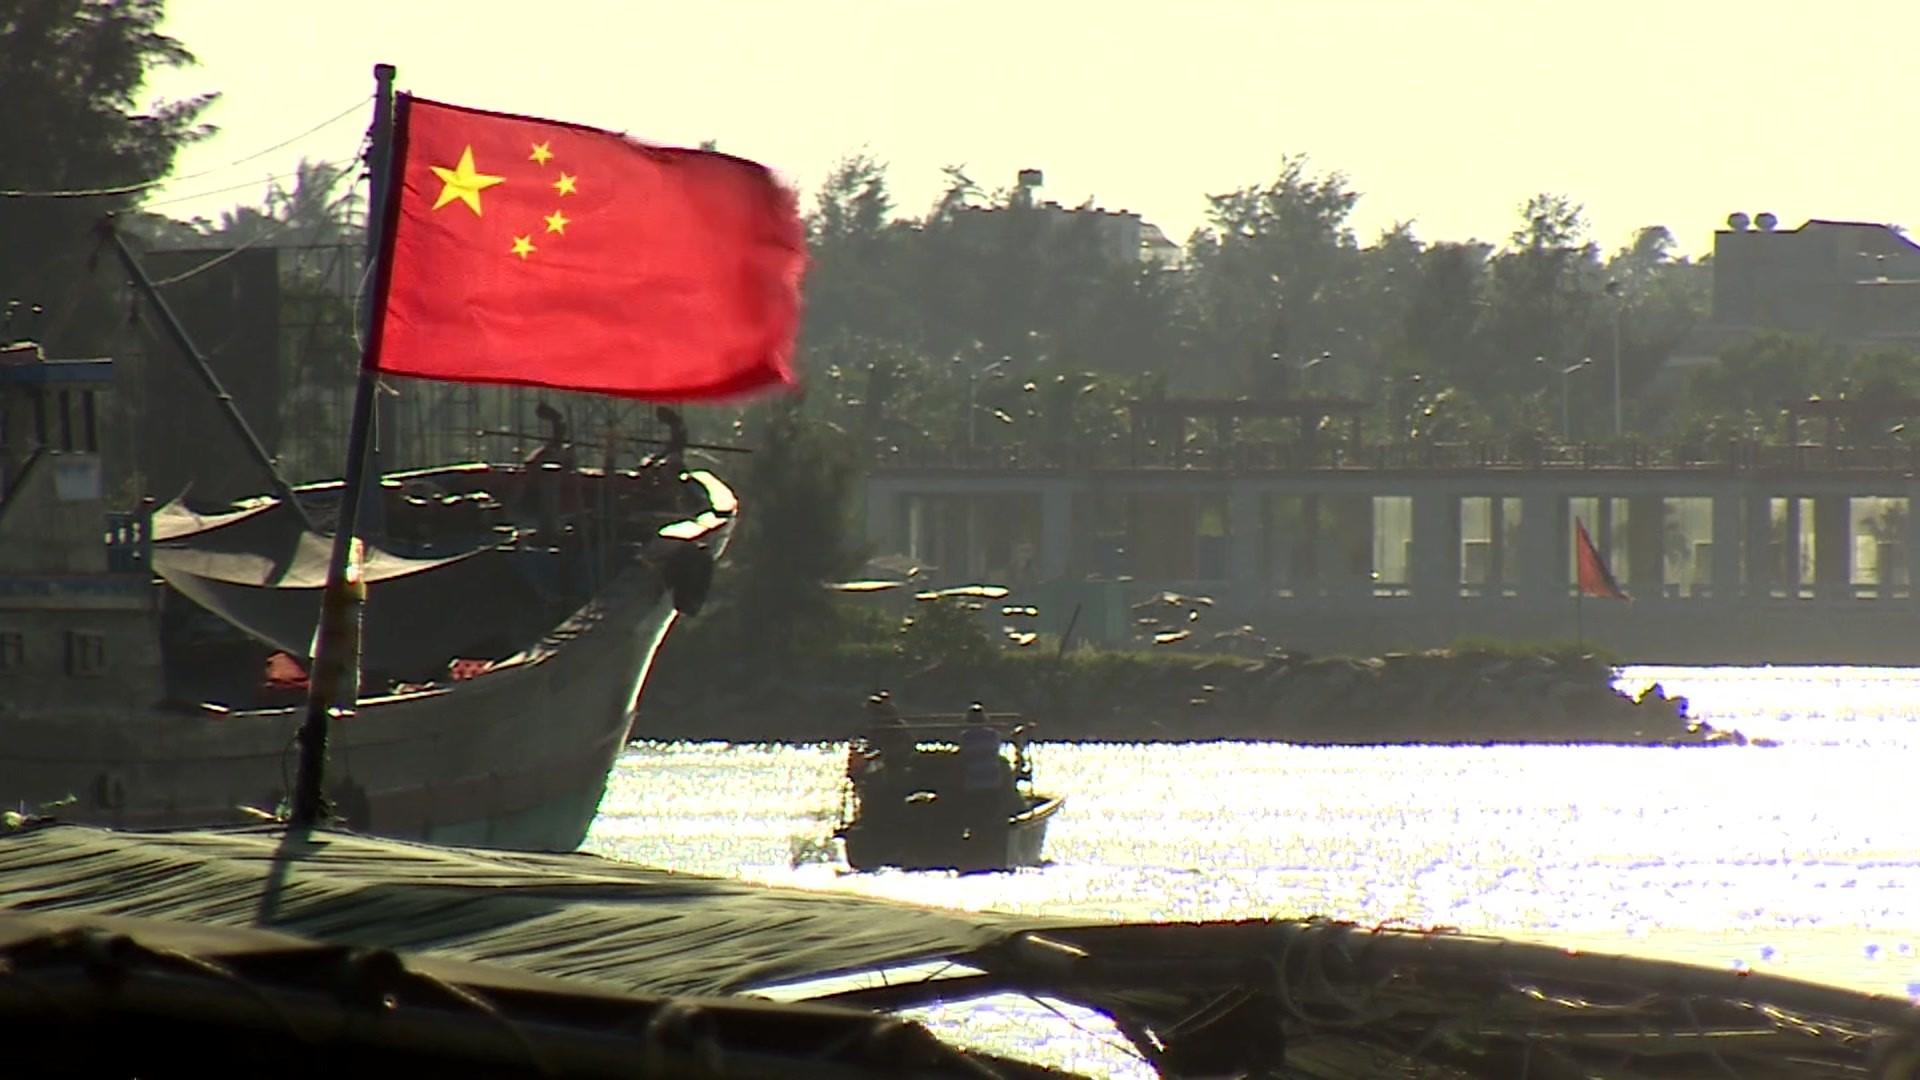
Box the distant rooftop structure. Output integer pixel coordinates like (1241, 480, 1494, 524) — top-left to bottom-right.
(0, 341, 113, 384)
(1708, 215, 1920, 348)
(1137, 221, 1181, 267)
(0, 341, 113, 515)
(951, 170, 1182, 267)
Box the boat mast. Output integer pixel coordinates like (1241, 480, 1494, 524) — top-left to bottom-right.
(289, 63, 398, 828)
(99, 226, 317, 533)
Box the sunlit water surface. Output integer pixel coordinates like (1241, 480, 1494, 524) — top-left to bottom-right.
(585, 665, 1920, 1074)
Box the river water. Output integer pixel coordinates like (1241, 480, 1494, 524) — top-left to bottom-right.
(584, 665, 1920, 1075)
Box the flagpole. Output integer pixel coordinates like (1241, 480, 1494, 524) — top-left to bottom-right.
(289, 63, 398, 829)
(1575, 580, 1584, 650)
(1573, 518, 1586, 649)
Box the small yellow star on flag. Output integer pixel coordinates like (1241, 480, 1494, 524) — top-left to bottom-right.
(429, 146, 504, 216)
(553, 172, 578, 196)
(530, 141, 554, 165)
(544, 210, 570, 235)
(510, 235, 536, 259)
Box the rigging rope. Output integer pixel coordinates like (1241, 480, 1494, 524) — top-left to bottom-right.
(137, 160, 355, 212)
(145, 160, 368, 288)
(0, 97, 369, 200)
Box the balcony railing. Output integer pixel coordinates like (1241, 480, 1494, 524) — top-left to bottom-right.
(871, 437, 1920, 474)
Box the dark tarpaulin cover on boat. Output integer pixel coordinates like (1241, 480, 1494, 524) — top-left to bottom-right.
(0, 824, 1038, 999)
(0, 908, 1004, 1077)
(150, 498, 560, 679)
(152, 497, 296, 545)
(4, 824, 1918, 1078)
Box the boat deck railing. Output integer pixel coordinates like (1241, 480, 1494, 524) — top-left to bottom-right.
(861, 712, 1029, 736)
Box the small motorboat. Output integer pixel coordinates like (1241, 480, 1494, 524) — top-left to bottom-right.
(835, 707, 1063, 873)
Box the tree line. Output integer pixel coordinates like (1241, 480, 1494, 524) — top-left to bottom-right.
(14, 1, 1920, 462)
(793, 155, 1724, 454)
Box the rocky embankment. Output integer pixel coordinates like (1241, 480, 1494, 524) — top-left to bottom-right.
(1031, 650, 1730, 745)
(636, 647, 1749, 746)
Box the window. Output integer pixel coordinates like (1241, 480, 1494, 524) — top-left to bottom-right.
(1372, 495, 1412, 595)
(1568, 497, 1631, 589)
(1767, 497, 1816, 599)
(1850, 496, 1909, 599)
(66, 631, 106, 677)
(1664, 497, 1714, 598)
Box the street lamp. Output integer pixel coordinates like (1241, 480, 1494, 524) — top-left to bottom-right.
(1380, 372, 1422, 441)
(1605, 279, 1624, 438)
(1558, 357, 1593, 441)
(967, 356, 1011, 450)
(1298, 350, 1331, 395)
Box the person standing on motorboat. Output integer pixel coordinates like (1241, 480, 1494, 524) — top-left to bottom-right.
(959, 702, 1010, 788)
(853, 692, 912, 792)
(958, 704, 1027, 824)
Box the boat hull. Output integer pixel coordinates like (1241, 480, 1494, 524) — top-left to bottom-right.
(0, 560, 683, 851)
(840, 794, 1063, 873)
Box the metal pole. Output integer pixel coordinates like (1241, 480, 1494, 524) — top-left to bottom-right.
(1561, 372, 1571, 441)
(1611, 303, 1623, 438)
(967, 371, 977, 452)
(289, 63, 398, 829)
(101, 226, 317, 532)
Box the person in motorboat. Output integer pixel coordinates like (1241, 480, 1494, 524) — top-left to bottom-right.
(958, 703, 1027, 821)
(958, 702, 1004, 790)
(852, 692, 912, 790)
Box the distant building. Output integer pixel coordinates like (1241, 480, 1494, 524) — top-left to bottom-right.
(1137, 221, 1182, 267)
(1698, 214, 1920, 355)
(948, 169, 1181, 267)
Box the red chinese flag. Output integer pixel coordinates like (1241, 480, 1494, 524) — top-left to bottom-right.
(369, 95, 806, 401)
(1574, 519, 1629, 601)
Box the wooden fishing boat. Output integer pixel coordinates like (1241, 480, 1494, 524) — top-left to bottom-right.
(0, 343, 732, 851)
(835, 709, 1063, 872)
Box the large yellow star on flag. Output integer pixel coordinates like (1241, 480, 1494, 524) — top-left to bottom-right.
(429, 146, 505, 216)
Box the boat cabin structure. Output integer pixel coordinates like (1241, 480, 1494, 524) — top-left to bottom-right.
(0, 343, 160, 720)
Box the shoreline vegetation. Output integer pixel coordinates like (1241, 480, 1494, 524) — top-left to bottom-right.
(636, 637, 1742, 748)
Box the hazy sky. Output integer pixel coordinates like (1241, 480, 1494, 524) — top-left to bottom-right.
(146, 1, 1919, 258)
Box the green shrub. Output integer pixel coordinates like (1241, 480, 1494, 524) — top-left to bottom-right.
(1447, 635, 1619, 666)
